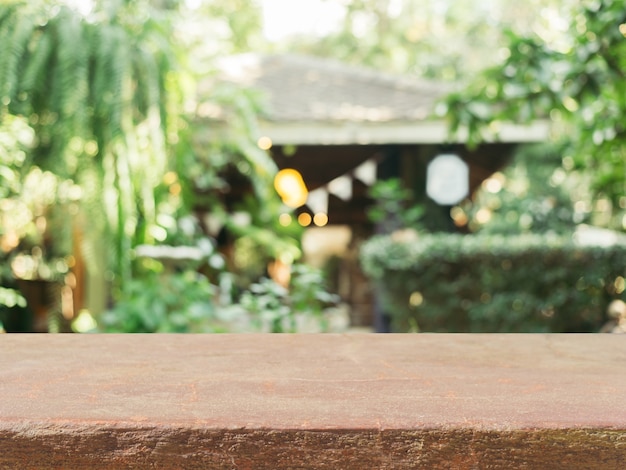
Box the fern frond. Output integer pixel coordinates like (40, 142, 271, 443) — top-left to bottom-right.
(42, 5, 89, 165)
(1, 1, 185, 296)
(19, 29, 52, 97)
(104, 25, 128, 144)
(0, 3, 18, 30)
(0, 6, 37, 114)
(55, 7, 89, 129)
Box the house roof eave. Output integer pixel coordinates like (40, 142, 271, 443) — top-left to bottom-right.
(254, 119, 552, 146)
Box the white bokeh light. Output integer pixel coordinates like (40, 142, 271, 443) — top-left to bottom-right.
(261, 0, 344, 42)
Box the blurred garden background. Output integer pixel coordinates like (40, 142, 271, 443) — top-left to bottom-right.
(1, 0, 625, 333)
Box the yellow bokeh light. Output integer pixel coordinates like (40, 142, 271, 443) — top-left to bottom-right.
(274, 168, 308, 208)
(620, 23, 626, 37)
(562, 96, 579, 112)
(84, 140, 98, 156)
(409, 291, 423, 307)
(1, 232, 19, 252)
(313, 213, 328, 227)
(297, 213, 312, 227)
(482, 172, 505, 193)
(279, 213, 292, 227)
(450, 206, 468, 227)
(169, 182, 182, 196)
(257, 136, 273, 150)
(475, 208, 492, 224)
(483, 178, 502, 194)
(163, 171, 178, 185)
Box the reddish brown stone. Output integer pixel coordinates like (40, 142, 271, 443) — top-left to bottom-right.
(1, 334, 625, 468)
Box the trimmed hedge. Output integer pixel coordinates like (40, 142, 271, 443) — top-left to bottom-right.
(360, 232, 626, 332)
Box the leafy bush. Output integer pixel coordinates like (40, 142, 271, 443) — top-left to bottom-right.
(239, 264, 340, 333)
(99, 271, 223, 333)
(366, 178, 424, 231)
(360, 232, 626, 332)
(99, 264, 341, 333)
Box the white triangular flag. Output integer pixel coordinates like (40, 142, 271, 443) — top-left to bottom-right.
(353, 159, 377, 186)
(306, 187, 329, 214)
(328, 175, 352, 201)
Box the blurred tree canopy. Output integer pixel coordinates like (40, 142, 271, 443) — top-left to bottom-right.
(271, 0, 576, 82)
(443, 0, 626, 230)
(462, 144, 585, 235)
(0, 0, 185, 289)
(0, 0, 284, 309)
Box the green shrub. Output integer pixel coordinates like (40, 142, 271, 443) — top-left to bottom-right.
(98, 264, 341, 333)
(360, 233, 626, 332)
(99, 271, 223, 333)
(239, 264, 340, 333)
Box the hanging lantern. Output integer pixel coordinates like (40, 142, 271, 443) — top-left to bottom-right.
(426, 154, 469, 205)
(274, 168, 308, 208)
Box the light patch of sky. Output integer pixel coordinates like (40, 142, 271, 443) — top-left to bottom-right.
(386, 0, 403, 17)
(60, 0, 94, 16)
(536, 6, 572, 53)
(260, 0, 345, 42)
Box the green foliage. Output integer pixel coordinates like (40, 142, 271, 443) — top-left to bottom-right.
(100, 264, 339, 333)
(239, 264, 340, 333)
(0, 1, 288, 327)
(464, 143, 583, 234)
(184, 82, 280, 212)
(231, 224, 301, 287)
(442, 0, 626, 228)
(367, 178, 424, 232)
(0, 287, 26, 309)
(361, 232, 626, 332)
(176, 0, 264, 64)
(0, 116, 75, 333)
(200, 0, 264, 54)
(0, 116, 36, 251)
(274, 0, 575, 82)
(98, 270, 221, 333)
(238, 277, 290, 332)
(289, 264, 341, 316)
(0, 0, 185, 292)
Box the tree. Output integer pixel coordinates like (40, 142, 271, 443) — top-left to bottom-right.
(443, 0, 626, 230)
(0, 0, 283, 321)
(462, 143, 584, 235)
(270, 0, 576, 82)
(0, 0, 187, 288)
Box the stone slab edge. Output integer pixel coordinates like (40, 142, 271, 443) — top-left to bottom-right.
(1, 422, 626, 469)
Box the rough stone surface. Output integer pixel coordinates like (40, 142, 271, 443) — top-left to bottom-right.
(1, 334, 626, 469)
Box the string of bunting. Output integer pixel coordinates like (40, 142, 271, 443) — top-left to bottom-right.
(305, 159, 377, 214)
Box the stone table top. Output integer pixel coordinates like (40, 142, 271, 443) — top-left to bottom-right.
(1, 334, 625, 468)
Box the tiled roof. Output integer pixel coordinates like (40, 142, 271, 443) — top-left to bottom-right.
(214, 53, 452, 123)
